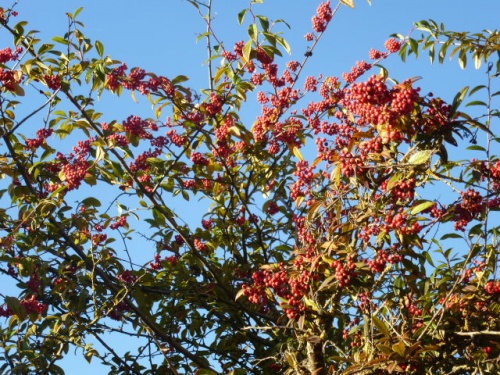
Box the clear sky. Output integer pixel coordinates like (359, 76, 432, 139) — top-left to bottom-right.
(4, 0, 500, 373)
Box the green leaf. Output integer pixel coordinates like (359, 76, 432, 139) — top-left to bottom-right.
(82, 197, 101, 207)
(73, 7, 84, 18)
(276, 35, 291, 54)
(408, 150, 433, 165)
(242, 40, 253, 63)
(257, 15, 269, 31)
(237, 9, 248, 25)
(52, 36, 69, 45)
(469, 85, 486, 96)
(172, 75, 190, 85)
(392, 341, 406, 357)
(465, 100, 487, 107)
(428, 43, 435, 64)
(458, 48, 467, 69)
(248, 23, 258, 41)
(192, 371, 218, 375)
(440, 233, 463, 240)
(409, 38, 419, 57)
(410, 201, 435, 215)
(424, 251, 435, 267)
(95, 40, 104, 57)
(450, 86, 469, 116)
(372, 316, 390, 337)
(466, 145, 486, 151)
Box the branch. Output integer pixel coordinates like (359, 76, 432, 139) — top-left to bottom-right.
(455, 330, 500, 337)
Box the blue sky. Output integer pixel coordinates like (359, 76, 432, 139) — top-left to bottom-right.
(4, 0, 500, 373)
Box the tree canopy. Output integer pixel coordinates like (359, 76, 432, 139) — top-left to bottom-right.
(1, 1, 500, 374)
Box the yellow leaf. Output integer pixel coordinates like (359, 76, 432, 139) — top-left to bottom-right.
(341, 0, 355, 9)
(291, 145, 304, 160)
(228, 126, 241, 137)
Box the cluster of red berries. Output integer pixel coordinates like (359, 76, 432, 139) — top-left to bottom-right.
(26, 128, 53, 150)
(106, 133, 129, 147)
(312, 1, 333, 33)
(256, 48, 273, 65)
(44, 74, 61, 90)
(454, 189, 483, 231)
(194, 238, 209, 252)
(0, 67, 21, 91)
(106, 63, 176, 97)
(243, 264, 310, 319)
(118, 270, 138, 284)
(391, 81, 420, 115)
(304, 76, 318, 92)
(485, 280, 500, 294)
(202, 219, 214, 230)
(407, 303, 422, 317)
(191, 152, 210, 166)
(0, 46, 22, 64)
(214, 115, 233, 142)
(150, 253, 179, 270)
(267, 202, 280, 215)
(385, 177, 416, 202)
(221, 50, 237, 62)
(62, 159, 90, 190)
(26, 273, 42, 293)
(384, 210, 422, 235)
(384, 38, 402, 53)
(166, 129, 187, 147)
(343, 60, 372, 84)
(205, 92, 224, 116)
(92, 233, 107, 246)
(368, 49, 388, 60)
(422, 98, 452, 132)
(110, 215, 127, 230)
(108, 301, 131, 321)
(331, 258, 357, 288)
(0, 295, 48, 318)
(123, 115, 157, 139)
(129, 149, 161, 172)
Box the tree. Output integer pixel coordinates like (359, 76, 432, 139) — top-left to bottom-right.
(0, 0, 499, 374)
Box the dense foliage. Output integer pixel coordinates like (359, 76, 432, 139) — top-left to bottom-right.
(0, 1, 500, 374)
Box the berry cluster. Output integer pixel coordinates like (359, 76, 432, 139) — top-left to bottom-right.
(62, 159, 90, 191)
(92, 233, 107, 246)
(485, 280, 500, 294)
(194, 238, 209, 252)
(0, 46, 22, 64)
(243, 264, 310, 319)
(384, 38, 402, 53)
(267, 202, 280, 215)
(110, 215, 127, 230)
(0, 67, 22, 91)
(384, 177, 416, 202)
(342, 60, 372, 84)
(106, 63, 176, 97)
(331, 258, 357, 288)
(150, 253, 179, 271)
(107, 301, 131, 321)
(27, 273, 42, 293)
(454, 189, 483, 231)
(368, 49, 388, 60)
(0, 296, 48, 318)
(191, 152, 210, 166)
(118, 270, 138, 284)
(26, 128, 53, 150)
(312, 1, 333, 33)
(44, 74, 61, 90)
(123, 115, 157, 139)
(167, 129, 187, 147)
